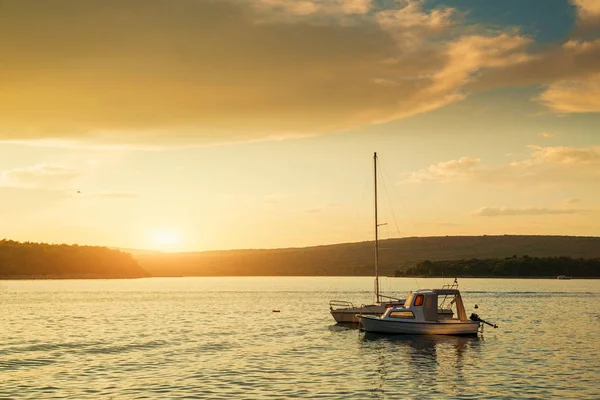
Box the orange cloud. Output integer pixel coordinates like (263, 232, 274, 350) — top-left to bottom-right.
(0, 0, 596, 146)
(571, 0, 600, 37)
(537, 72, 600, 113)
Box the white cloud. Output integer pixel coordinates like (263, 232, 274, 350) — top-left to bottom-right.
(472, 206, 586, 217)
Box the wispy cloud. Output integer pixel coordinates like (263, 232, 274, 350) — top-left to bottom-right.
(510, 145, 600, 167)
(403, 145, 600, 184)
(302, 203, 337, 214)
(304, 207, 324, 214)
(87, 192, 139, 199)
(539, 132, 555, 138)
(256, 0, 373, 17)
(0, 164, 80, 189)
(404, 157, 481, 183)
(0, 139, 166, 151)
(472, 206, 587, 217)
(264, 193, 296, 205)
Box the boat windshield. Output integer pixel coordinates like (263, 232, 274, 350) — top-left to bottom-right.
(403, 293, 414, 308)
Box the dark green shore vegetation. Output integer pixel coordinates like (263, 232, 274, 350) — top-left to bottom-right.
(396, 256, 600, 278)
(0, 239, 149, 278)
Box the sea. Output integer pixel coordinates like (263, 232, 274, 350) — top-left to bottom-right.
(1, 277, 599, 399)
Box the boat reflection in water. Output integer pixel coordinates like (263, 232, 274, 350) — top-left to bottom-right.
(359, 333, 483, 396)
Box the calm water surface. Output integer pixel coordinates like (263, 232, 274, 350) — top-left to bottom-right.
(1, 277, 599, 399)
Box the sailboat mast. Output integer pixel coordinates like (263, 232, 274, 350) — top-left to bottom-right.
(374, 152, 380, 303)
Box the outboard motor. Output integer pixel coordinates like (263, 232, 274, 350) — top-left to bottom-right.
(470, 313, 498, 328)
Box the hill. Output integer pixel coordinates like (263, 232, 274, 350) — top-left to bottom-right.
(0, 239, 150, 279)
(135, 235, 600, 277)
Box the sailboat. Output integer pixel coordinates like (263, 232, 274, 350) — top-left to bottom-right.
(329, 153, 451, 323)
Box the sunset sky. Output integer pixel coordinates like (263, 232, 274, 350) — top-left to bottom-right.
(1, 0, 599, 251)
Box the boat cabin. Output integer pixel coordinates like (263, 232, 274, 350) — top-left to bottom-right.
(382, 289, 468, 322)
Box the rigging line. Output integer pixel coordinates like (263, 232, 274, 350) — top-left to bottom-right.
(442, 266, 445, 287)
(377, 164, 401, 238)
(377, 156, 419, 235)
(349, 162, 371, 242)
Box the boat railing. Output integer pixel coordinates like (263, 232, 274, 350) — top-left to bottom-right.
(440, 278, 459, 309)
(329, 300, 354, 310)
(378, 294, 403, 302)
(441, 278, 459, 291)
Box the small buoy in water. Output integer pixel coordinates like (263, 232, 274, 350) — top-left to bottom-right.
(272, 309, 280, 313)
(474, 304, 479, 309)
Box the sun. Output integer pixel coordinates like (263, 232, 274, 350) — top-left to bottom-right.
(149, 229, 179, 251)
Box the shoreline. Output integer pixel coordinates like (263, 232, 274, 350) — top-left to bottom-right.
(0, 275, 149, 280)
(1, 275, 598, 280)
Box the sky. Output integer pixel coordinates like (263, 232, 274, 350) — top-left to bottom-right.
(0, 0, 599, 252)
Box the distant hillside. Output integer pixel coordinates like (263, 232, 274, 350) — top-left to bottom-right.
(112, 247, 164, 256)
(0, 239, 149, 279)
(135, 235, 600, 277)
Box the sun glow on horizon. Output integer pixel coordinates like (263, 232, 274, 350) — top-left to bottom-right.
(148, 229, 181, 251)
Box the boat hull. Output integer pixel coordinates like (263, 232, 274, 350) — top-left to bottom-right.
(331, 305, 389, 323)
(358, 315, 480, 336)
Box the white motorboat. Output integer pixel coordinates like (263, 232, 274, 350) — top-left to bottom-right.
(358, 287, 497, 336)
(329, 153, 452, 323)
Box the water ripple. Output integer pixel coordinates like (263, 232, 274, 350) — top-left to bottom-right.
(1, 277, 599, 399)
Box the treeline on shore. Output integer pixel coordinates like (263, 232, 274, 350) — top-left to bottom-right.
(395, 256, 600, 278)
(0, 239, 149, 278)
